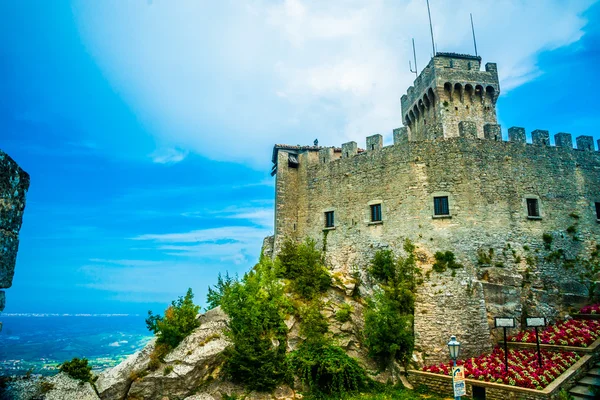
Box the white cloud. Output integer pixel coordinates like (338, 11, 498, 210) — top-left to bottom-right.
(72, 0, 595, 167)
(131, 225, 271, 263)
(182, 203, 274, 229)
(150, 147, 189, 164)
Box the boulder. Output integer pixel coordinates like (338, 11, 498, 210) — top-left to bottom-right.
(43, 372, 99, 400)
(95, 337, 157, 400)
(126, 307, 230, 400)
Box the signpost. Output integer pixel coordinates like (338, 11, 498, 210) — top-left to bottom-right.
(495, 317, 515, 373)
(526, 317, 547, 368)
(452, 365, 466, 398)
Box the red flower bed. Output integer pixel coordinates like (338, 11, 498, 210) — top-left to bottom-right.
(422, 347, 580, 390)
(509, 319, 600, 347)
(580, 304, 600, 314)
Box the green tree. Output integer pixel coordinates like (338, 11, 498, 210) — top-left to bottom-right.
(220, 256, 291, 391)
(206, 272, 234, 310)
(365, 240, 418, 367)
(146, 288, 201, 349)
(364, 291, 414, 367)
(58, 357, 93, 383)
(276, 239, 331, 299)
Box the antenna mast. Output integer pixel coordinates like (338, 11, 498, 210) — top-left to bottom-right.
(409, 38, 418, 78)
(470, 13, 478, 56)
(426, 0, 436, 57)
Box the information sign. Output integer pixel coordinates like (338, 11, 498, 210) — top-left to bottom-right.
(452, 366, 466, 397)
(526, 317, 546, 327)
(494, 317, 515, 328)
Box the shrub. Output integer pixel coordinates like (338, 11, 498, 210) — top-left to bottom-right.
(287, 342, 370, 395)
(477, 248, 494, 265)
(147, 342, 170, 371)
(220, 256, 290, 391)
(300, 302, 329, 344)
(40, 381, 55, 394)
(276, 239, 331, 300)
(542, 233, 553, 250)
(58, 357, 93, 383)
(335, 303, 352, 323)
(432, 251, 462, 273)
(163, 365, 174, 376)
(146, 288, 201, 349)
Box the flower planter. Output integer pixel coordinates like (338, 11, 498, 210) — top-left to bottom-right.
(500, 335, 600, 354)
(409, 354, 593, 399)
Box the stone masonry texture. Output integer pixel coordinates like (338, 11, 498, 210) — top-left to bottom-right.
(271, 54, 600, 365)
(0, 150, 29, 312)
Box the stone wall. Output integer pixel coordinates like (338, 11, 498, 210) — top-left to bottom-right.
(0, 150, 30, 317)
(272, 130, 600, 364)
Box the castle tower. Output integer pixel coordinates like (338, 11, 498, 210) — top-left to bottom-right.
(401, 53, 500, 140)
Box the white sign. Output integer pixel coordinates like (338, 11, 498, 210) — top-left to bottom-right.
(495, 317, 515, 328)
(453, 366, 466, 397)
(526, 317, 546, 328)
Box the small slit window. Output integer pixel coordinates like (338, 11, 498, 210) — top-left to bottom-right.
(526, 198, 540, 218)
(433, 196, 449, 216)
(595, 203, 600, 220)
(325, 211, 334, 228)
(370, 204, 382, 222)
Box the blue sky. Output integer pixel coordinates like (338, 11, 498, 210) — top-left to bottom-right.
(1, 0, 599, 314)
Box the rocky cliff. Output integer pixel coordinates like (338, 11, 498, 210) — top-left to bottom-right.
(0, 149, 29, 320)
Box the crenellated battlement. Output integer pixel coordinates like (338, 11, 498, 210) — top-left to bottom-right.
(271, 122, 597, 177)
(401, 53, 500, 142)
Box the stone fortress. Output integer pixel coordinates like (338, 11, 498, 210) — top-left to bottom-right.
(270, 52, 600, 363)
(0, 150, 29, 330)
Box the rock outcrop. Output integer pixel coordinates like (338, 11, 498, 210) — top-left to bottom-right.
(95, 307, 231, 400)
(43, 373, 100, 400)
(0, 149, 29, 318)
(95, 338, 157, 400)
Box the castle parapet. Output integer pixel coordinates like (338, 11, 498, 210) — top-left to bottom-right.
(576, 135, 595, 151)
(342, 141, 358, 158)
(531, 130, 550, 146)
(459, 121, 477, 139)
(484, 124, 502, 141)
(393, 127, 408, 146)
(366, 134, 383, 151)
(508, 127, 526, 144)
(319, 147, 334, 163)
(555, 132, 573, 148)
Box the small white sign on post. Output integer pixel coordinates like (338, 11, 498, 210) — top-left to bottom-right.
(494, 317, 515, 328)
(453, 366, 466, 397)
(526, 317, 546, 328)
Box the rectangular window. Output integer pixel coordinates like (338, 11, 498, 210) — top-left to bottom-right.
(433, 196, 449, 216)
(324, 211, 334, 228)
(526, 198, 540, 217)
(370, 204, 382, 222)
(595, 203, 600, 220)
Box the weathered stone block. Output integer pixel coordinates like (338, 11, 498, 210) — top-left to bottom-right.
(483, 124, 502, 141)
(341, 141, 358, 158)
(555, 132, 573, 148)
(458, 121, 477, 139)
(576, 135, 594, 151)
(531, 129, 550, 146)
(508, 127, 526, 144)
(393, 127, 408, 146)
(429, 122, 444, 140)
(366, 134, 383, 151)
(318, 147, 333, 163)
